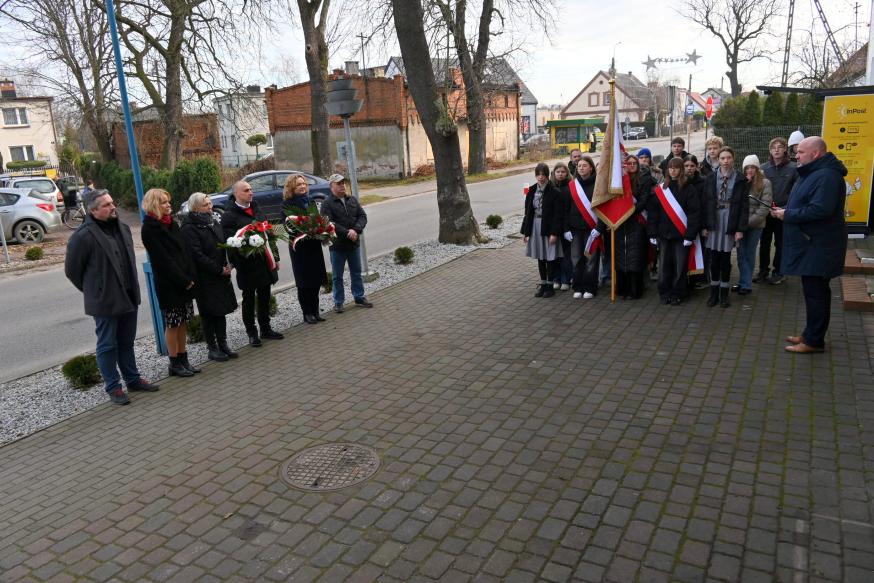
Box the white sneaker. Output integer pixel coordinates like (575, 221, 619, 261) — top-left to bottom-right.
(573, 292, 582, 299)
(553, 282, 560, 290)
(560, 284, 570, 291)
(583, 292, 594, 299)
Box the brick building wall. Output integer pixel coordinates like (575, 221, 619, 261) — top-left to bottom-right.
(113, 113, 221, 168)
(265, 72, 519, 177)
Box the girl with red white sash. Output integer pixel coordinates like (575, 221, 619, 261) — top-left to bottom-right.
(646, 158, 701, 305)
(561, 156, 604, 299)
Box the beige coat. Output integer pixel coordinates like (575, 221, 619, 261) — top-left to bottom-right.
(747, 178, 772, 230)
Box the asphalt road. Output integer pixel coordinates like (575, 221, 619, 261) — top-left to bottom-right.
(0, 131, 707, 383)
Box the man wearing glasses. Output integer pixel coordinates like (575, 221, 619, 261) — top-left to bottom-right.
(221, 180, 284, 347)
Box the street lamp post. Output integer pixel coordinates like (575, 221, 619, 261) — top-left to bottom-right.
(105, 0, 167, 355)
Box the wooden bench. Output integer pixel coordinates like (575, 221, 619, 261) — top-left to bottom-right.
(841, 275, 874, 312)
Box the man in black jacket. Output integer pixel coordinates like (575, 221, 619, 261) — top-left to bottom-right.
(758, 137, 798, 285)
(65, 190, 158, 405)
(321, 174, 373, 313)
(221, 180, 284, 346)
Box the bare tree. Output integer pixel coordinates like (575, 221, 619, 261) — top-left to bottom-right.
(431, 0, 553, 174)
(99, 0, 266, 169)
(391, 0, 483, 244)
(0, 0, 118, 162)
(791, 25, 856, 89)
(294, 0, 333, 176)
(680, 0, 781, 97)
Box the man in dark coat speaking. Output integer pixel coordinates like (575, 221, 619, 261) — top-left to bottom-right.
(65, 189, 159, 405)
(770, 137, 847, 354)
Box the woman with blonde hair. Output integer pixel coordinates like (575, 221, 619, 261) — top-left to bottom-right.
(282, 174, 327, 323)
(181, 192, 238, 361)
(140, 188, 198, 377)
(733, 155, 772, 295)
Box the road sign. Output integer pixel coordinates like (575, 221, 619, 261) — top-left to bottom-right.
(705, 96, 714, 119)
(685, 104, 694, 115)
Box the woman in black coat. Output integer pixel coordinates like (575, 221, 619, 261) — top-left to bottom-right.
(702, 146, 749, 308)
(614, 155, 653, 299)
(647, 158, 701, 305)
(521, 162, 563, 298)
(141, 188, 199, 377)
(282, 174, 328, 322)
(181, 192, 239, 362)
(561, 156, 603, 299)
(684, 155, 709, 292)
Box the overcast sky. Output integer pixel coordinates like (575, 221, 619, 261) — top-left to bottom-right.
(2, 0, 870, 109)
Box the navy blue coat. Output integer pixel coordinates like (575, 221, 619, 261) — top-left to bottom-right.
(781, 152, 847, 278)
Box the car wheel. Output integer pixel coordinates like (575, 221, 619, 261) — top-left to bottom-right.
(14, 220, 45, 244)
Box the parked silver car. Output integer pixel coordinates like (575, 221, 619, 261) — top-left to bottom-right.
(0, 187, 62, 244)
(0, 175, 65, 213)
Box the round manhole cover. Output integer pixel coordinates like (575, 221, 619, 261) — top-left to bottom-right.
(281, 443, 380, 491)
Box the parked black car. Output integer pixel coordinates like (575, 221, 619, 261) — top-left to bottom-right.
(623, 127, 648, 140)
(180, 170, 332, 221)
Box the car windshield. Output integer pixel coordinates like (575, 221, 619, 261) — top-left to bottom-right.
(15, 179, 55, 193)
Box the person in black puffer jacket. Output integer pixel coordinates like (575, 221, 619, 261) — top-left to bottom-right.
(521, 162, 563, 298)
(561, 156, 604, 298)
(181, 192, 239, 363)
(684, 154, 709, 292)
(141, 188, 199, 378)
(614, 155, 654, 299)
(647, 158, 701, 305)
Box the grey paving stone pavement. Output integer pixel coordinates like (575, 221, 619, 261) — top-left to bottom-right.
(2, 240, 874, 582)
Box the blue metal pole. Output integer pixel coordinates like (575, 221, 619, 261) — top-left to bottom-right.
(105, 0, 168, 356)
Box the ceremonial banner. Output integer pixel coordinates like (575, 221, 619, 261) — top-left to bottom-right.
(592, 80, 635, 229)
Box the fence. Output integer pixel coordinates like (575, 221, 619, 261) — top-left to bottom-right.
(713, 125, 820, 168)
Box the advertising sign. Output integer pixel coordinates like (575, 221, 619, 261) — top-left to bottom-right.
(822, 93, 874, 230)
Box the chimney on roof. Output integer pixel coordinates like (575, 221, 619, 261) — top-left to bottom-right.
(246, 85, 261, 94)
(1, 79, 16, 99)
(345, 61, 360, 75)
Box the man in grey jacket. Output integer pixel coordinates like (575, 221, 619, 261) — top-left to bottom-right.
(65, 189, 158, 404)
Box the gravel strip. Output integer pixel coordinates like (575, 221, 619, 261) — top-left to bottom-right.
(0, 214, 523, 445)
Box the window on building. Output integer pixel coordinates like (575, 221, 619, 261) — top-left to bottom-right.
(603, 92, 611, 106)
(2, 107, 28, 126)
(554, 127, 579, 144)
(267, 134, 274, 148)
(588, 93, 599, 107)
(9, 145, 35, 161)
(231, 135, 238, 152)
(504, 95, 509, 108)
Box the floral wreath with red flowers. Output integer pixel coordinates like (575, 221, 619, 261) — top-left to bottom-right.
(282, 203, 337, 250)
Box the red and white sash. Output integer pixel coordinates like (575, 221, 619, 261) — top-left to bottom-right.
(654, 185, 703, 274)
(569, 178, 598, 230)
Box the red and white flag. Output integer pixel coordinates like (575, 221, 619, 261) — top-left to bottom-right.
(592, 81, 635, 229)
(654, 184, 704, 274)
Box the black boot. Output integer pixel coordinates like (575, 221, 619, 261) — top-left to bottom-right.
(207, 340, 229, 362)
(218, 339, 238, 359)
(168, 355, 194, 377)
(706, 286, 719, 307)
(179, 352, 201, 373)
(535, 284, 546, 298)
(719, 286, 730, 308)
(542, 285, 555, 298)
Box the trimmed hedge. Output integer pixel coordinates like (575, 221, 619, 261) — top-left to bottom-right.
(24, 246, 44, 260)
(84, 157, 221, 210)
(61, 355, 102, 389)
(6, 160, 48, 170)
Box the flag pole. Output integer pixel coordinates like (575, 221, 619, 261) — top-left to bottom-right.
(609, 79, 617, 303)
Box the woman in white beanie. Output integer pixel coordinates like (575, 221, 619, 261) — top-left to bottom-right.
(734, 154, 772, 294)
(788, 130, 805, 162)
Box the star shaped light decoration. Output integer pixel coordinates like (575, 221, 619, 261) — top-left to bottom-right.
(643, 55, 658, 70)
(686, 50, 701, 65)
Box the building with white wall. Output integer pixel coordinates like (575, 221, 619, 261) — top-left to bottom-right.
(214, 86, 272, 167)
(0, 80, 58, 169)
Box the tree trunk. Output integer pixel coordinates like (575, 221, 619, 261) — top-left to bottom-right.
(160, 17, 186, 171)
(392, 0, 483, 244)
(298, 0, 333, 177)
(460, 67, 487, 175)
